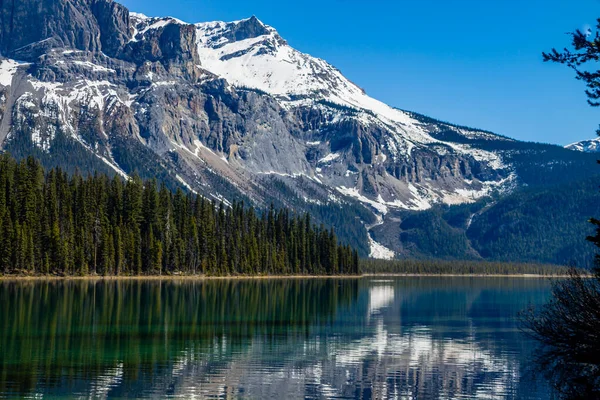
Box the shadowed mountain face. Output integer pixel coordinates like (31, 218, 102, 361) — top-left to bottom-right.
(0, 0, 130, 59)
(0, 0, 596, 261)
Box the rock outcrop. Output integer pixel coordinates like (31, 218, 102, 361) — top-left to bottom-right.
(0, 0, 130, 60)
(0, 0, 588, 259)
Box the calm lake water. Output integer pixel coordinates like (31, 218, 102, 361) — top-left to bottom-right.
(0, 277, 553, 399)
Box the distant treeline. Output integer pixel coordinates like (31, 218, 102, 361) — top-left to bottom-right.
(0, 155, 359, 276)
(360, 259, 571, 276)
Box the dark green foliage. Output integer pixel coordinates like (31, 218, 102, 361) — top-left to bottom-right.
(468, 177, 600, 268)
(483, 142, 599, 187)
(109, 136, 180, 190)
(402, 110, 506, 140)
(4, 130, 115, 177)
(258, 177, 373, 257)
(0, 154, 359, 276)
(361, 259, 569, 276)
(400, 210, 475, 259)
(443, 201, 487, 229)
(543, 17, 600, 109)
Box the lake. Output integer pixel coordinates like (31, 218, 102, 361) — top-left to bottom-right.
(0, 277, 553, 399)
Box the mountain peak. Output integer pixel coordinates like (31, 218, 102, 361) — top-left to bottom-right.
(228, 15, 273, 41)
(244, 15, 265, 26)
(0, 0, 568, 262)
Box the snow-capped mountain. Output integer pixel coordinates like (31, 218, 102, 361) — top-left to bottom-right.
(566, 138, 600, 153)
(0, 0, 595, 260)
(191, 15, 514, 207)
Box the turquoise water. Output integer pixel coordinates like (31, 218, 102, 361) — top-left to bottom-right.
(0, 277, 552, 399)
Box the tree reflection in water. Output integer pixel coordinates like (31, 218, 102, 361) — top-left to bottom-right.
(0, 277, 551, 399)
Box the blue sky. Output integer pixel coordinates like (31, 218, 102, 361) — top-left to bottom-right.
(120, 0, 600, 145)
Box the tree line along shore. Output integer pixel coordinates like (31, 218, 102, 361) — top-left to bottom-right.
(0, 154, 575, 278)
(0, 155, 358, 277)
(360, 259, 572, 276)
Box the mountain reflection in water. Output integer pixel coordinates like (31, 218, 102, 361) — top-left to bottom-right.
(0, 277, 551, 399)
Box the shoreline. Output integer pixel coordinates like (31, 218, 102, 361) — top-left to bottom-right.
(0, 273, 578, 281)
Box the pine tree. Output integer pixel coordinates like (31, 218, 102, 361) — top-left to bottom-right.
(0, 154, 360, 277)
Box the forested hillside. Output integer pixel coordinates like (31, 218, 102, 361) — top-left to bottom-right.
(0, 155, 358, 276)
(372, 175, 600, 268)
(467, 177, 600, 267)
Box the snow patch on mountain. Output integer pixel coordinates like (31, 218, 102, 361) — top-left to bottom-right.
(126, 13, 509, 197)
(566, 138, 600, 153)
(318, 152, 341, 164)
(71, 61, 116, 74)
(30, 77, 129, 120)
(100, 156, 129, 179)
(337, 184, 437, 214)
(366, 215, 395, 260)
(176, 175, 198, 194)
(129, 12, 186, 42)
(0, 59, 24, 86)
(192, 16, 509, 172)
(194, 19, 428, 141)
(337, 186, 390, 214)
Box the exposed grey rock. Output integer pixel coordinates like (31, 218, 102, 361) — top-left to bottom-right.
(0, 0, 589, 259)
(226, 16, 271, 42)
(91, 0, 131, 57)
(0, 0, 103, 59)
(122, 22, 201, 80)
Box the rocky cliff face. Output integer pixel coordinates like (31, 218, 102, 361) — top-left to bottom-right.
(0, 0, 129, 60)
(0, 0, 588, 259)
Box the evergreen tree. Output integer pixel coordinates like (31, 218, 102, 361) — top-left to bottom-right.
(0, 154, 358, 277)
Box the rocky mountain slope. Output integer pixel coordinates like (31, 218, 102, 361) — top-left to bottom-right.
(0, 0, 597, 261)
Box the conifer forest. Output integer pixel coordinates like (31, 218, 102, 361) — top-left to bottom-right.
(0, 155, 359, 276)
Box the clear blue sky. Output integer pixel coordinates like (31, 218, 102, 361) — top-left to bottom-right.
(120, 0, 600, 145)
